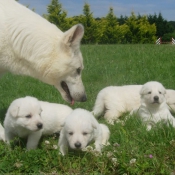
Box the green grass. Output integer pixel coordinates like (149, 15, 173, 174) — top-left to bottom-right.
(0, 44, 175, 174)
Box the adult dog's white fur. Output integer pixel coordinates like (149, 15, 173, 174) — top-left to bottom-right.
(58, 108, 110, 155)
(4, 96, 73, 150)
(0, 0, 86, 103)
(131, 81, 175, 130)
(92, 84, 175, 124)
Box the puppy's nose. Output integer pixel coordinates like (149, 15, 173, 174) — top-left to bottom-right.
(154, 96, 159, 101)
(37, 123, 43, 129)
(81, 95, 87, 102)
(74, 142, 81, 148)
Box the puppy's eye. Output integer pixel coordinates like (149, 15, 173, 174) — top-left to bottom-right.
(159, 91, 162, 94)
(69, 132, 73, 135)
(77, 68, 81, 74)
(26, 114, 31, 118)
(83, 132, 88, 136)
(148, 91, 151, 94)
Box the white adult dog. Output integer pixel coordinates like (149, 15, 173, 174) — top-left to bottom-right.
(131, 81, 175, 130)
(58, 108, 110, 156)
(0, 0, 86, 104)
(4, 96, 73, 150)
(92, 84, 175, 124)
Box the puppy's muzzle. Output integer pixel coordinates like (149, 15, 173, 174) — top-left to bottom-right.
(74, 141, 81, 149)
(153, 96, 159, 102)
(37, 123, 43, 129)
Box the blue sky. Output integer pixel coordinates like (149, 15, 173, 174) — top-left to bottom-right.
(19, 0, 175, 21)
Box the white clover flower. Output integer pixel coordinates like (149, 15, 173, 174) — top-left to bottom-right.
(107, 151, 113, 158)
(92, 150, 102, 156)
(130, 158, 136, 164)
(170, 140, 175, 145)
(113, 143, 120, 147)
(115, 119, 125, 126)
(53, 145, 58, 149)
(111, 158, 118, 166)
(45, 140, 50, 144)
(14, 161, 23, 168)
(82, 146, 93, 152)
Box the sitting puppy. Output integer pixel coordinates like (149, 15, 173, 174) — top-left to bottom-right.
(58, 108, 110, 156)
(131, 81, 175, 130)
(92, 85, 142, 124)
(92, 84, 175, 124)
(4, 96, 73, 150)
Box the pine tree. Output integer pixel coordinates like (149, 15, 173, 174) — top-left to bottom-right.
(80, 3, 99, 44)
(45, 0, 69, 31)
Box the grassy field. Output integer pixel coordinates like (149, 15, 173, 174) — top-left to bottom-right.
(0, 44, 175, 174)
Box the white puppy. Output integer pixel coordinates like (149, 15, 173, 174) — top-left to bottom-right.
(92, 84, 175, 124)
(58, 108, 110, 156)
(165, 89, 175, 113)
(131, 81, 175, 130)
(4, 96, 73, 149)
(0, 123, 5, 141)
(92, 85, 142, 124)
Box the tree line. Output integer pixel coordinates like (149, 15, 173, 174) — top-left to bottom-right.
(42, 0, 175, 44)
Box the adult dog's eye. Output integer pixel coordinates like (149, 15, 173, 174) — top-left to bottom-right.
(159, 91, 162, 94)
(77, 68, 81, 74)
(83, 132, 88, 135)
(69, 132, 73, 135)
(26, 114, 31, 118)
(148, 91, 151, 94)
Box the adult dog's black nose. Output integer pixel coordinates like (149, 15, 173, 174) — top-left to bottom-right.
(74, 142, 81, 148)
(37, 123, 43, 129)
(154, 96, 159, 102)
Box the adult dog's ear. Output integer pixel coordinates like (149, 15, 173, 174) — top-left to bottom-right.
(63, 24, 84, 48)
(9, 102, 20, 117)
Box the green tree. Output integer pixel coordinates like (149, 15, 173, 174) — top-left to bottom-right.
(45, 0, 69, 31)
(126, 12, 156, 43)
(148, 13, 174, 39)
(99, 7, 119, 44)
(80, 3, 99, 44)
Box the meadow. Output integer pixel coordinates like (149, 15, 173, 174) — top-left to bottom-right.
(0, 44, 175, 174)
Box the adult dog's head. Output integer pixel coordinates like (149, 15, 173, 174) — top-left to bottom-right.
(140, 81, 166, 106)
(61, 108, 99, 150)
(6, 96, 43, 131)
(43, 24, 87, 104)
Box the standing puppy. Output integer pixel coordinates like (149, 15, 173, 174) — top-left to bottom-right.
(4, 96, 73, 149)
(131, 81, 175, 130)
(59, 108, 110, 155)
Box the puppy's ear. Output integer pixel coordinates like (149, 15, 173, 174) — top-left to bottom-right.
(9, 104, 19, 118)
(162, 87, 166, 95)
(140, 86, 146, 95)
(91, 117, 99, 129)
